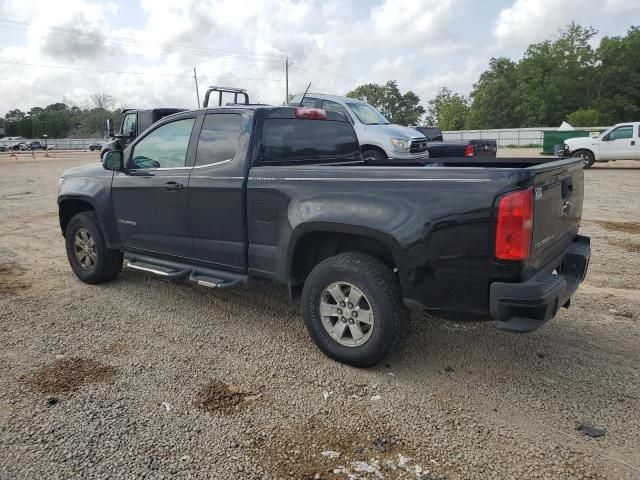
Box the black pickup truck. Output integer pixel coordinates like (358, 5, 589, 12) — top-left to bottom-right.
(100, 108, 185, 159)
(412, 126, 497, 159)
(58, 105, 590, 367)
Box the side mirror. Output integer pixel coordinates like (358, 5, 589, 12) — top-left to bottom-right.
(602, 134, 610, 141)
(103, 150, 124, 171)
(107, 119, 114, 138)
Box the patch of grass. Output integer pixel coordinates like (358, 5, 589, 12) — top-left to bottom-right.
(21, 357, 116, 395)
(0, 262, 31, 295)
(194, 380, 249, 414)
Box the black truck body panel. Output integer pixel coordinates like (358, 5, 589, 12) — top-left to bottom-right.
(412, 126, 497, 159)
(59, 106, 589, 330)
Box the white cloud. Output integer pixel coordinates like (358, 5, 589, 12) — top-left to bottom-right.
(494, 0, 640, 46)
(0, 0, 637, 120)
(493, 0, 583, 45)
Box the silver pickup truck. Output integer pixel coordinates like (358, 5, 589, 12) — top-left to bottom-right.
(290, 92, 429, 164)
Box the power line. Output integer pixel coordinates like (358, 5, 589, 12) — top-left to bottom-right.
(0, 60, 284, 82)
(0, 19, 284, 65)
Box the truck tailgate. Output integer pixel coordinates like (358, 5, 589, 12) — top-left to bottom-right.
(527, 159, 584, 274)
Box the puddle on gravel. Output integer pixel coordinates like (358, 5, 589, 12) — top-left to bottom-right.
(194, 380, 256, 414)
(21, 357, 116, 395)
(595, 220, 640, 235)
(0, 262, 31, 295)
(256, 419, 429, 480)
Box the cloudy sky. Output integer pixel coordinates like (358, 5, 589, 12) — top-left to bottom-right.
(0, 0, 638, 115)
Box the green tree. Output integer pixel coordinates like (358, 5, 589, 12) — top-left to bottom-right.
(425, 87, 469, 130)
(515, 23, 599, 127)
(346, 80, 425, 125)
(467, 57, 520, 129)
(593, 26, 640, 124)
(566, 108, 601, 126)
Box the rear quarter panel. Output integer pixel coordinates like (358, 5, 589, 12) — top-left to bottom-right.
(247, 165, 532, 314)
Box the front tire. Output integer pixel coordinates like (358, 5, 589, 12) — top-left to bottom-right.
(361, 149, 387, 164)
(301, 252, 409, 368)
(572, 149, 595, 168)
(65, 211, 122, 284)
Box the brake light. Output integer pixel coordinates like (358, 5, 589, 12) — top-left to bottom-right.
(464, 144, 474, 157)
(495, 188, 533, 261)
(295, 107, 327, 119)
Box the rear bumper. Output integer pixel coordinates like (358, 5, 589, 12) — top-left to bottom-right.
(489, 235, 590, 332)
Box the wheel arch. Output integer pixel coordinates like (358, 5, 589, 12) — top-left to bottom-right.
(58, 197, 97, 236)
(360, 144, 389, 159)
(286, 222, 401, 297)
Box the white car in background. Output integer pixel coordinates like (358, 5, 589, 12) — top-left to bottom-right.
(563, 122, 640, 168)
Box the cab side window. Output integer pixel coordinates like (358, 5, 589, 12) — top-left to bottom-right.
(608, 126, 633, 141)
(321, 100, 352, 123)
(195, 114, 245, 166)
(131, 118, 195, 169)
(121, 113, 137, 137)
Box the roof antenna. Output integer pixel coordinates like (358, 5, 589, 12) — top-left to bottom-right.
(299, 82, 311, 106)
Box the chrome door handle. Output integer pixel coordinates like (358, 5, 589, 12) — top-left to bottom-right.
(164, 182, 183, 191)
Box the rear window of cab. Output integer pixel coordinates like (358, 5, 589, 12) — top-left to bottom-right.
(258, 118, 361, 166)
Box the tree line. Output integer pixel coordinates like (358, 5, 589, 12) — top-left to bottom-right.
(1, 94, 123, 138)
(347, 24, 639, 130)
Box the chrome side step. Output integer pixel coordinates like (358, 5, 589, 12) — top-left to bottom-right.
(189, 273, 244, 289)
(126, 260, 189, 279)
(123, 253, 248, 289)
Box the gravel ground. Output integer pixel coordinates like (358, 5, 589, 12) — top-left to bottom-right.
(1, 151, 639, 479)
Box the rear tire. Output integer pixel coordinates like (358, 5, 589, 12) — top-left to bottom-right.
(65, 211, 122, 284)
(301, 252, 409, 368)
(572, 149, 595, 168)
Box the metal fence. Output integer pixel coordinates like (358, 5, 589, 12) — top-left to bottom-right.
(1, 138, 104, 150)
(442, 127, 607, 148)
(41, 138, 104, 150)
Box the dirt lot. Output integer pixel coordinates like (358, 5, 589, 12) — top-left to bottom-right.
(1, 151, 639, 479)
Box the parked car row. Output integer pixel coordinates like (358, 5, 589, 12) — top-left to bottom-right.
(0, 140, 49, 151)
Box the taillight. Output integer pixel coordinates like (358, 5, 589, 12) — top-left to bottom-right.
(295, 107, 327, 119)
(495, 188, 533, 261)
(464, 144, 474, 157)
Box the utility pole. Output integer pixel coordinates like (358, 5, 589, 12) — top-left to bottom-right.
(193, 67, 201, 108)
(284, 57, 289, 105)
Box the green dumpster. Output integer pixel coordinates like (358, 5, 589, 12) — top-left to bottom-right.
(542, 130, 590, 155)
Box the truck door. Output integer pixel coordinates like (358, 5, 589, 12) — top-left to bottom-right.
(187, 111, 252, 272)
(600, 125, 635, 160)
(111, 116, 198, 258)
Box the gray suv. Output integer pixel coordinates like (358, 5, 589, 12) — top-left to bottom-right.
(290, 93, 428, 163)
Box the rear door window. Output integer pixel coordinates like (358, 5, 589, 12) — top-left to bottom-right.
(259, 119, 361, 165)
(195, 113, 246, 166)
